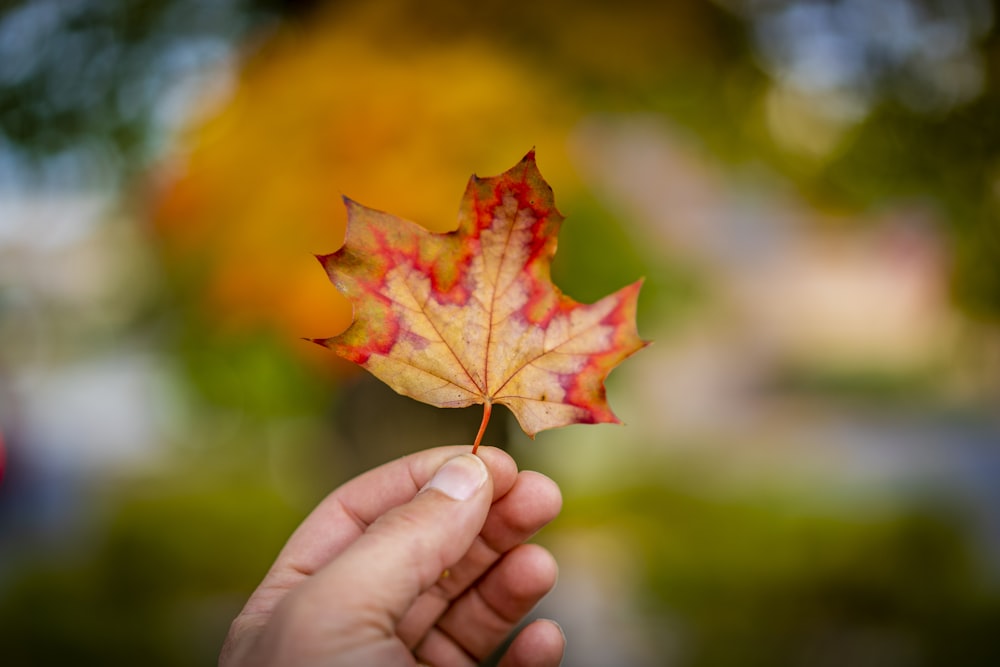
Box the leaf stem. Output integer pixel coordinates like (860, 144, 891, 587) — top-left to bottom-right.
(472, 401, 492, 455)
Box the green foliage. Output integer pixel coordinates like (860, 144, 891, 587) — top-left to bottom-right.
(552, 190, 707, 329)
(0, 474, 302, 667)
(560, 473, 1000, 666)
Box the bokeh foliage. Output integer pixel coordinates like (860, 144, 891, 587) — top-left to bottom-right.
(3, 0, 998, 316)
(2, 1, 999, 665)
(561, 472, 1000, 666)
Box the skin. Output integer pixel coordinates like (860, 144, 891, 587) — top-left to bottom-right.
(221, 446, 565, 667)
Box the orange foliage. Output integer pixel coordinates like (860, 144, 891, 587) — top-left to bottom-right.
(148, 3, 579, 358)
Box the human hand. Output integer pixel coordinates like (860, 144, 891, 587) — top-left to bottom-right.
(221, 446, 564, 666)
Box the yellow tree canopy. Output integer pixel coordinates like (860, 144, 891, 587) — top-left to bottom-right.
(148, 3, 579, 361)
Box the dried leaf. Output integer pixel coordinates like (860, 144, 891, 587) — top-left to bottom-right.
(315, 151, 647, 451)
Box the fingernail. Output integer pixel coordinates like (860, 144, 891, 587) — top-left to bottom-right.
(423, 454, 488, 501)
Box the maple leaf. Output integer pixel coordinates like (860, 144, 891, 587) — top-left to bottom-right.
(315, 151, 647, 452)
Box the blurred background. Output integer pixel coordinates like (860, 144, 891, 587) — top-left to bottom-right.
(1, 0, 999, 664)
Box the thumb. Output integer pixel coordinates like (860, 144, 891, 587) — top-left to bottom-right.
(301, 453, 492, 629)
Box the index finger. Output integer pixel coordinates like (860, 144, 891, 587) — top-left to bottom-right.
(271, 445, 518, 579)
